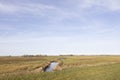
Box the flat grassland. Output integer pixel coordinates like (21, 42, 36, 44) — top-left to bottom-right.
(0, 55, 120, 80)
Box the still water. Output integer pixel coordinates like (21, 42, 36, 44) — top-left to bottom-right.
(45, 62, 59, 72)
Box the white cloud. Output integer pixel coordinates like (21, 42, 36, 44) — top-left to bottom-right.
(0, 2, 17, 13)
(0, 2, 59, 16)
(67, 0, 120, 12)
(97, 0, 120, 11)
(0, 1, 75, 24)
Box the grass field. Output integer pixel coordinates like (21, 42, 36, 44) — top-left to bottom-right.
(0, 55, 120, 80)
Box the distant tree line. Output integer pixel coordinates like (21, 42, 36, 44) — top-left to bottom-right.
(22, 54, 47, 57)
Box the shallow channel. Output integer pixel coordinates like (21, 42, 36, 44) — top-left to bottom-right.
(45, 62, 59, 72)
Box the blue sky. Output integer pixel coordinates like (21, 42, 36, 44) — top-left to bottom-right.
(0, 0, 120, 56)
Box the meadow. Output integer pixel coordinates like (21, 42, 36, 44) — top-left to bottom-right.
(0, 55, 120, 80)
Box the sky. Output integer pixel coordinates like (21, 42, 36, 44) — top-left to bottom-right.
(0, 0, 120, 56)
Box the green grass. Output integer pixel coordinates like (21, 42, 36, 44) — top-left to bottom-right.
(0, 56, 60, 74)
(1, 63, 120, 80)
(0, 56, 120, 80)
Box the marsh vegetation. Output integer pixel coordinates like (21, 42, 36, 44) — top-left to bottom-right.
(0, 55, 120, 80)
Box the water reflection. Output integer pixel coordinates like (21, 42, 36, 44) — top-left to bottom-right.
(45, 62, 58, 72)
